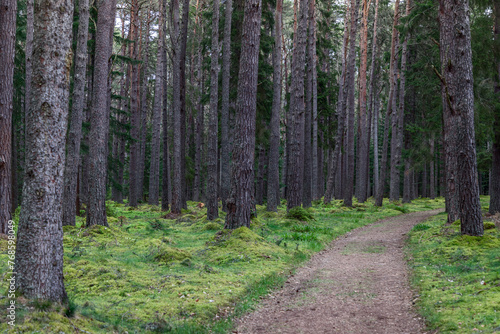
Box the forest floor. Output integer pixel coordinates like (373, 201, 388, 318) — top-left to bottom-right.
(234, 209, 443, 334)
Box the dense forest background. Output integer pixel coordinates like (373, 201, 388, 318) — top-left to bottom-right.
(0, 0, 498, 305)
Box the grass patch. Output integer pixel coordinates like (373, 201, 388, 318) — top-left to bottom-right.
(0, 197, 445, 333)
(406, 196, 500, 333)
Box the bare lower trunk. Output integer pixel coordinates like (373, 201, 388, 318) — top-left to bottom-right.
(63, 0, 90, 226)
(439, 0, 483, 235)
(86, 0, 117, 227)
(14, 0, 72, 302)
(220, 0, 233, 211)
(225, 0, 263, 229)
(267, 0, 283, 212)
(207, 0, 220, 220)
(0, 0, 17, 233)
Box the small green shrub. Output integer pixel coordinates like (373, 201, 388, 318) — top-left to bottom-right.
(412, 223, 431, 231)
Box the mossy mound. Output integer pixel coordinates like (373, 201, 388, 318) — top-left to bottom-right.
(202, 222, 222, 231)
(445, 234, 500, 249)
(82, 224, 115, 237)
(205, 227, 284, 265)
(286, 207, 315, 221)
(148, 241, 191, 263)
(484, 221, 496, 230)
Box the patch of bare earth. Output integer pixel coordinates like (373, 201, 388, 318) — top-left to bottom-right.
(233, 209, 443, 334)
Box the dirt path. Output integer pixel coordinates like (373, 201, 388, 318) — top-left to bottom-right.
(233, 209, 443, 334)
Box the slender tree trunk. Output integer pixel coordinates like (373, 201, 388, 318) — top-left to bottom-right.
(129, 0, 141, 207)
(86, 0, 117, 227)
(193, 32, 204, 202)
(267, 0, 283, 212)
(439, 0, 483, 235)
(207, 0, 220, 220)
(138, 10, 152, 203)
(23, 0, 33, 187)
(344, 0, 360, 207)
(225, 0, 263, 229)
(375, 0, 400, 206)
(0, 0, 17, 233)
(287, 0, 309, 210)
(14, 0, 72, 302)
(324, 2, 350, 203)
(180, 0, 190, 208)
(162, 25, 171, 211)
(357, 0, 371, 203)
(149, 0, 166, 205)
(430, 138, 436, 199)
(256, 145, 266, 205)
(490, 0, 500, 214)
(62, 0, 90, 226)
(220, 0, 233, 211)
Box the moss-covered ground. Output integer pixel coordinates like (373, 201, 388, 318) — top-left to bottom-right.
(1, 197, 444, 333)
(406, 196, 500, 333)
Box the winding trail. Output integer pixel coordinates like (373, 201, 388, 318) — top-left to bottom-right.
(234, 209, 443, 334)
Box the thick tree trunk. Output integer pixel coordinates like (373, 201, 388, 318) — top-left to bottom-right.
(86, 0, 117, 227)
(287, 0, 309, 210)
(267, 0, 283, 212)
(14, 0, 72, 302)
(149, 0, 166, 205)
(62, 0, 90, 226)
(225, 0, 263, 229)
(220, 0, 233, 211)
(207, 0, 220, 220)
(356, 0, 370, 203)
(0, 0, 17, 233)
(439, 0, 483, 235)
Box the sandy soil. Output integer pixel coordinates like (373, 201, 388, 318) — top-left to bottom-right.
(233, 209, 443, 334)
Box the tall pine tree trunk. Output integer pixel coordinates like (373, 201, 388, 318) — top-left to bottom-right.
(490, 0, 500, 214)
(87, 0, 117, 226)
(356, 0, 370, 203)
(14, 0, 72, 302)
(207, 0, 220, 220)
(375, 0, 400, 206)
(267, 0, 283, 212)
(287, 0, 309, 210)
(220, 0, 233, 211)
(225, 0, 263, 229)
(0, 0, 17, 233)
(149, 0, 166, 205)
(344, 0, 360, 207)
(439, 0, 483, 235)
(63, 0, 90, 226)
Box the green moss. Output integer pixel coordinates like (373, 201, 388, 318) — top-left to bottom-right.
(286, 207, 315, 221)
(407, 202, 500, 334)
(203, 222, 222, 231)
(484, 221, 496, 230)
(151, 244, 191, 263)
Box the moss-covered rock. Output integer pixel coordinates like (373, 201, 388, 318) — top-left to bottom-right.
(286, 206, 315, 221)
(203, 222, 222, 231)
(484, 221, 496, 230)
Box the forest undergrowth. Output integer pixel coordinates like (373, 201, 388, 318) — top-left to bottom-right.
(407, 196, 500, 333)
(1, 198, 444, 333)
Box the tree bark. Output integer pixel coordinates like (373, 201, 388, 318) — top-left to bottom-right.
(0, 0, 17, 233)
(207, 0, 220, 220)
(324, 2, 350, 204)
(267, 0, 283, 212)
(220, 0, 233, 211)
(14, 0, 72, 302)
(225, 0, 263, 229)
(86, 0, 117, 227)
(490, 0, 500, 214)
(149, 0, 166, 205)
(344, 0, 360, 207)
(375, 0, 400, 206)
(128, 0, 141, 207)
(356, 0, 371, 203)
(439, 0, 483, 235)
(162, 23, 171, 211)
(62, 0, 90, 226)
(287, 0, 309, 210)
